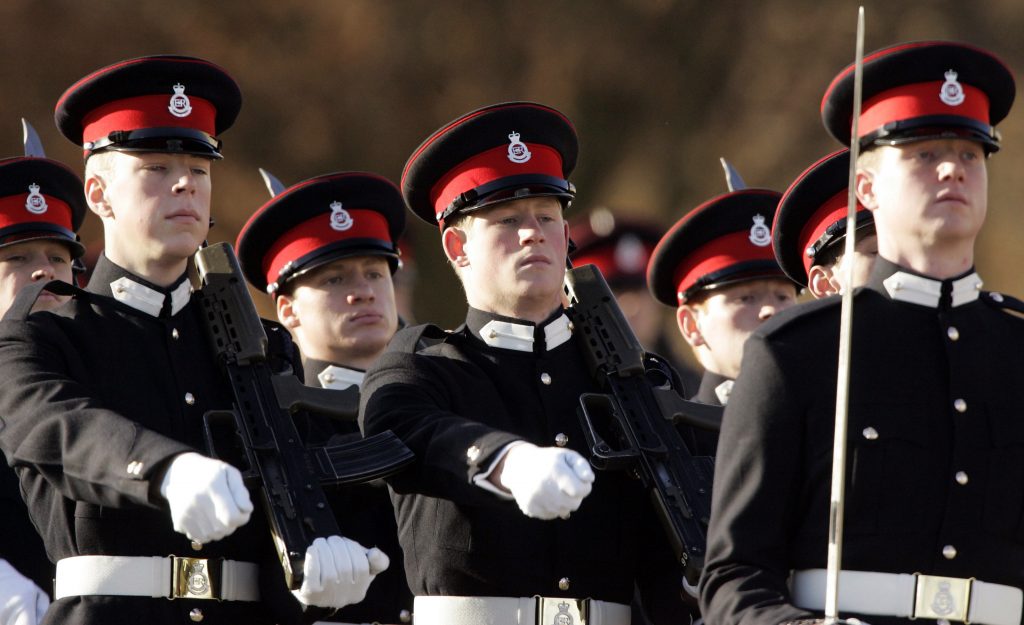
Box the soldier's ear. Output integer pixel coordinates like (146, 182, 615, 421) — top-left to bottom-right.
(85, 173, 112, 218)
(442, 226, 470, 268)
(276, 293, 300, 329)
(808, 264, 840, 299)
(855, 169, 877, 211)
(676, 305, 705, 348)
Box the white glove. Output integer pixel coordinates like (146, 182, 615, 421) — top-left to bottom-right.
(159, 452, 253, 543)
(0, 559, 49, 625)
(291, 536, 389, 609)
(499, 442, 595, 519)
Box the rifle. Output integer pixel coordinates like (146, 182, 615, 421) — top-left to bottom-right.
(565, 263, 721, 587)
(194, 241, 414, 589)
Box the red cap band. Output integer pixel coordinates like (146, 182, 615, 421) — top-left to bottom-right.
(81, 94, 217, 146)
(0, 193, 73, 231)
(263, 208, 391, 287)
(429, 143, 563, 219)
(859, 81, 990, 138)
(673, 231, 777, 305)
(796, 191, 869, 275)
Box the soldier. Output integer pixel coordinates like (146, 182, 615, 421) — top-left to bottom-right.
(360, 102, 687, 625)
(236, 170, 414, 625)
(700, 41, 1023, 625)
(773, 148, 878, 298)
(0, 150, 87, 625)
(0, 55, 384, 625)
(646, 189, 797, 427)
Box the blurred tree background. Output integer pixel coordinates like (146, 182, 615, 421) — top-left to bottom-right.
(3, 0, 1022, 356)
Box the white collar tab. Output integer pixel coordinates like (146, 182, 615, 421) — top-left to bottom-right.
(110, 276, 192, 317)
(317, 365, 365, 391)
(479, 313, 574, 353)
(882, 271, 982, 309)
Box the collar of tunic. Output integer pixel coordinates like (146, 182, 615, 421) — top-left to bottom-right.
(304, 358, 365, 390)
(465, 307, 574, 353)
(87, 254, 192, 317)
(869, 257, 982, 309)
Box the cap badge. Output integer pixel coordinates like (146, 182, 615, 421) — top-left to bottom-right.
(25, 183, 48, 214)
(507, 131, 532, 164)
(329, 201, 354, 231)
(749, 214, 771, 247)
(168, 83, 193, 118)
(615, 234, 649, 274)
(940, 69, 965, 107)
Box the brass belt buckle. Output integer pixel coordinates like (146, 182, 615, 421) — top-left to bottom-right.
(170, 556, 223, 600)
(913, 573, 973, 623)
(537, 597, 587, 625)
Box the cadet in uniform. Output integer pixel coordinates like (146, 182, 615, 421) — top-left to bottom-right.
(0, 150, 87, 625)
(360, 102, 687, 625)
(646, 189, 797, 426)
(700, 41, 1024, 625)
(0, 55, 384, 625)
(236, 170, 414, 625)
(773, 148, 878, 298)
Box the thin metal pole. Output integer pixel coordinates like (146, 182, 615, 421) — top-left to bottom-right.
(824, 7, 865, 624)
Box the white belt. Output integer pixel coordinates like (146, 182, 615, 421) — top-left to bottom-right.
(414, 595, 630, 625)
(55, 555, 260, 602)
(791, 569, 1022, 625)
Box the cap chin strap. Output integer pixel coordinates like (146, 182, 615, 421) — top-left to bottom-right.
(438, 174, 575, 224)
(85, 127, 223, 158)
(860, 115, 1000, 152)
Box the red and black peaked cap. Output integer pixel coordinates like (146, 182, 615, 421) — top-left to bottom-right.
(773, 149, 874, 287)
(648, 190, 787, 306)
(0, 157, 86, 257)
(237, 172, 406, 295)
(822, 41, 1015, 151)
(402, 102, 578, 227)
(55, 55, 242, 159)
(569, 210, 662, 289)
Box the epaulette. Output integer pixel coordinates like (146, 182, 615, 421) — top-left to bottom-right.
(981, 290, 1024, 318)
(387, 323, 451, 354)
(2, 279, 87, 321)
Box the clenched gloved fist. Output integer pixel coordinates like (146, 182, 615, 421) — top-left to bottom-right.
(499, 442, 595, 520)
(159, 452, 253, 544)
(292, 536, 389, 609)
(0, 559, 49, 625)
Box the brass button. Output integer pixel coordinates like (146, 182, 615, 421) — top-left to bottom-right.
(323, 372, 335, 383)
(946, 326, 959, 341)
(567, 321, 575, 332)
(189, 608, 204, 622)
(991, 292, 1004, 303)
(400, 609, 412, 623)
(555, 433, 569, 447)
(953, 399, 967, 413)
(191, 540, 203, 551)
(955, 471, 969, 485)
(942, 545, 957, 559)
(185, 392, 196, 406)
(488, 329, 498, 339)
(862, 427, 879, 440)
(558, 577, 570, 591)
(171, 328, 180, 340)
(466, 446, 481, 462)
(540, 372, 552, 385)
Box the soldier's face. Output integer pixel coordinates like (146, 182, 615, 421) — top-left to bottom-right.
(681, 278, 797, 379)
(449, 196, 569, 320)
(279, 255, 398, 369)
(95, 151, 212, 266)
(859, 140, 987, 261)
(0, 240, 73, 316)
